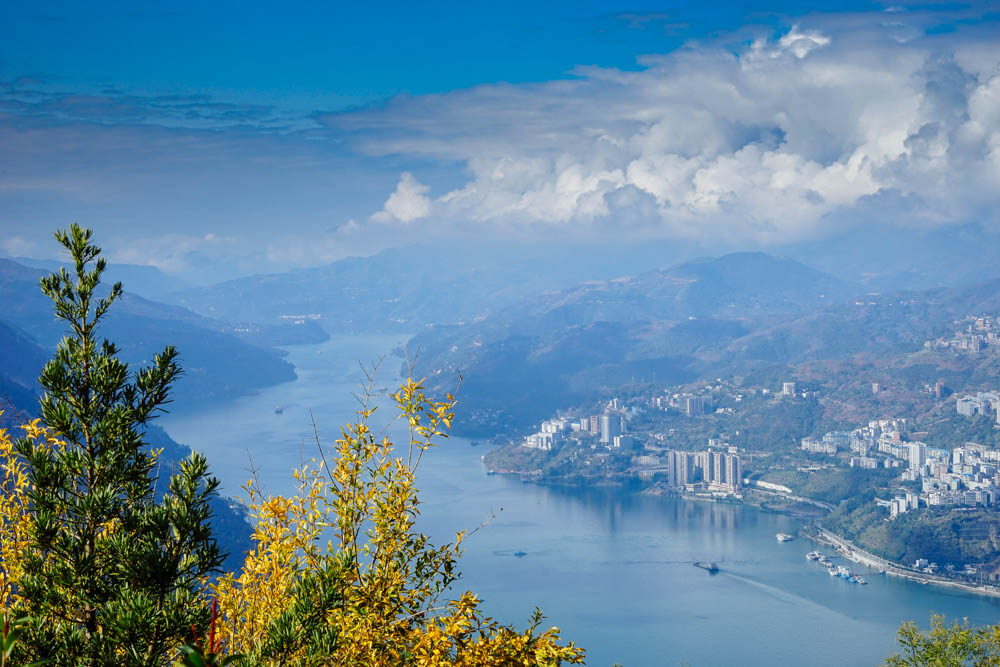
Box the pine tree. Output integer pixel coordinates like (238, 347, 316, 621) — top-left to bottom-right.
(13, 225, 224, 665)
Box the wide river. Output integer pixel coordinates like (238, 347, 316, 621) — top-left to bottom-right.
(162, 335, 1000, 666)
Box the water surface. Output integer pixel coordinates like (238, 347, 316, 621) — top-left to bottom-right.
(162, 335, 1000, 667)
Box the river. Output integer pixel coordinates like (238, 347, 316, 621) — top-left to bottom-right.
(161, 335, 1000, 666)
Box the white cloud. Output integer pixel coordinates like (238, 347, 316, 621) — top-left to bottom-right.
(776, 26, 831, 59)
(371, 172, 431, 223)
(332, 19, 1000, 244)
(0, 235, 35, 257)
(108, 233, 235, 274)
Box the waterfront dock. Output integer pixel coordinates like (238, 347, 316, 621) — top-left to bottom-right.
(814, 527, 1000, 599)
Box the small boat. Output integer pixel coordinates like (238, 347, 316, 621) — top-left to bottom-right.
(837, 565, 852, 579)
(274, 406, 284, 415)
(694, 562, 719, 573)
(806, 551, 821, 561)
(828, 568, 839, 576)
(776, 533, 794, 542)
(513, 551, 527, 558)
(855, 577, 867, 585)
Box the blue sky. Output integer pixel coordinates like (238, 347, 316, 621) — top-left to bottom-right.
(2, 1, 999, 280)
(3, 1, 887, 108)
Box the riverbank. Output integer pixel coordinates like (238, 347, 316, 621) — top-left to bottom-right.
(486, 459, 1000, 599)
(812, 527, 1000, 599)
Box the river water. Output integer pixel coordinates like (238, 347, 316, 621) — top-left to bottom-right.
(161, 335, 1000, 666)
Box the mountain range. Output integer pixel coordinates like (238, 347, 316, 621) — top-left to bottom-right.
(0, 258, 309, 412)
(405, 253, 1000, 435)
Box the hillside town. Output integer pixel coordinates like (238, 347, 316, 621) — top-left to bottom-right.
(516, 372, 1000, 516)
(801, 405, 1000, 517)
(925, 315, 1000, 353)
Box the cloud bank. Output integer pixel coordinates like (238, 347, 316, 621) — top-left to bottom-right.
(2, 6, 999, 274)
(325, 13, 1000, 244)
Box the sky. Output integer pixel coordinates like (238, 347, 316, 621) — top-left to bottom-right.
(2, 1, 999, 281)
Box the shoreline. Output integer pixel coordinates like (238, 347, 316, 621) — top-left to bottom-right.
(486, 462, 1000, 599)
(811, 527, 1000, 599)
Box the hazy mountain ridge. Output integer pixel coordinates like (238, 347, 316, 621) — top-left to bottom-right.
(717, 278, 1000, 371)
(407, 253, 861, 434)
(0, 259, 299, 408)
(0, 259, 256, 565)
(0, 320, 48, 426)
(6, 257, 194, 299)
(783, 224, 1000, 292)
(159, 242, 707, 333)
(405, 254, 1000, 435)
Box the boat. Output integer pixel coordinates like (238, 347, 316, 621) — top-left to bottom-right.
(837, 565, 852, 579)
(776, 533, 794, 542)
(513, 551, 527, 558)
(274, 406, 283, 415)
(854, 577, 867, 585)
(694, 562, 719, 573)
(806, 551, 821, 561)
(828, 567, 839, 576)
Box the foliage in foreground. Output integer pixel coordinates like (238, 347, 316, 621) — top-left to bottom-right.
(0, 225, 584, 664)
(2, 225, 221, 664)
(883, 615, 1000, 666)
(211, 375, 584, 665)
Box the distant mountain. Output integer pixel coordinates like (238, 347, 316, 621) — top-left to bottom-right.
(416, 257, 1000, 436)
(144, 425, 252, 571)
(406, 252, 861, 434)
(0, 310, 253, 568)
(160, 241, 708, 333)
(0, 319, 48, 389)
(783, 224, 1000, 292)
(0, 319, 48, 426)
(715, 278, 1000, 373)
(8, 256, 194, 299)
(0, 258, 298, 408)
(157, 226, 1000, 337)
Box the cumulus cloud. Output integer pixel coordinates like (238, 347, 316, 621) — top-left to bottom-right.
(324, 16, 1000, 244)
(371, 172, 432, 223)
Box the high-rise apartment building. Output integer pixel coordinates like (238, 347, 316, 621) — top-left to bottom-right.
(600, 414, 623, 444)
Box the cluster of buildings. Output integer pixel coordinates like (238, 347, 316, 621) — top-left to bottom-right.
(925, 315, 1000, 354)
(800, 416, 1000, 517)
(522, 399, 634, 451)
(650, 391, 712, 416)
(800, 418, 910, 467)
(910, 444, 1000, 506)
(882, 442, 1000, 517)
(673, 449, 742, 494)
(920, 379, 947, 398)
(520, 394, 746, 497)
(278, 313, 322, 326)
(644, 378, 815, 421)
(956, 390, 1000, 423)
(637, 448, 743, 495)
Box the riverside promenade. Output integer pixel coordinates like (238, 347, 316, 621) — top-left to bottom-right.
(815, 527, 1000, 599)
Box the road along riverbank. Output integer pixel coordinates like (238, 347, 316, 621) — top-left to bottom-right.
(814, 527, 1000, 599)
